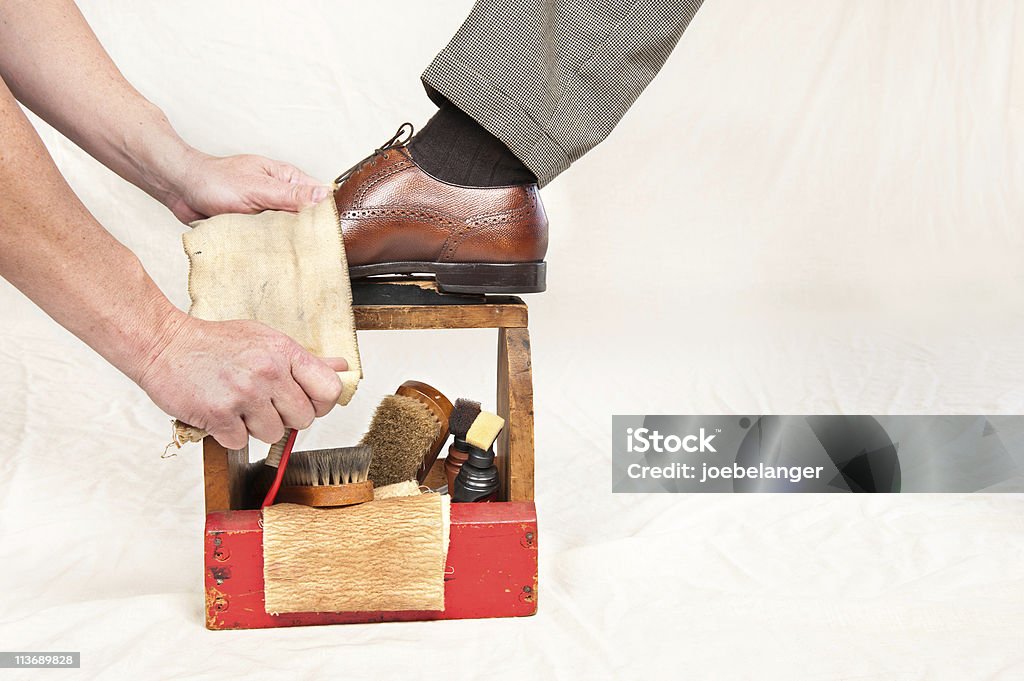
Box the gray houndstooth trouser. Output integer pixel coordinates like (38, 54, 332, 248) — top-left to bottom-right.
(422, 0, 705, 186)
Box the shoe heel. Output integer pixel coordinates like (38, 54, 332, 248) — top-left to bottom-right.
(435, 262, 546, 294)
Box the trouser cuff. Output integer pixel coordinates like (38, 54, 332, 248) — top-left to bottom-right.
(421, 61, 569, 188)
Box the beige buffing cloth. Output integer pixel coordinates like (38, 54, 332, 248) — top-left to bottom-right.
(171, 196, 361, 445)
(263, 493, 451, 614)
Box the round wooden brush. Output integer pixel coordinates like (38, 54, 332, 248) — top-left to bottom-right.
(275, 445, 374, 508)
(396, 380, 453, 483)
(362, 388, 446, 487)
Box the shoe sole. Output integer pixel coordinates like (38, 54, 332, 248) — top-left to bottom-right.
(349, 261, 546, 294)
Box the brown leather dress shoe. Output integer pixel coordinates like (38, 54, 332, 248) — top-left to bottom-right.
(334, 125, 548, 294)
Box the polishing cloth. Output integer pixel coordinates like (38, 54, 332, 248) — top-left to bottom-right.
(171, 195, 361, 444)
(374, 479, 423, 499)
(263, 493, 451, 614)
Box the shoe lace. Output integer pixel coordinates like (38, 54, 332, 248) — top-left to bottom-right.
(334, 122, 415, 186)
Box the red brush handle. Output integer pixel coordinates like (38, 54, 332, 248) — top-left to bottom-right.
(261, 428, 298, 508)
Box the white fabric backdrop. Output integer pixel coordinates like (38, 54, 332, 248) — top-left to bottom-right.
(1, 1, 1022, 678)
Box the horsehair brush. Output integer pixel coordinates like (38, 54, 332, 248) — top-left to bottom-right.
(361, 394, 443, 487)
(275, 445, 374, 507)
(396, 380, 453, 482)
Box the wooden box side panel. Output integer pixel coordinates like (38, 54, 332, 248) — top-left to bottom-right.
(497, 327, 535, 501)
(203, 439, 248, 513)
(205, 502, 538, 629)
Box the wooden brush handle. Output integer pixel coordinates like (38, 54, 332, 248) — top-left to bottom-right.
(396, 380, 454, 483)
(275, 481, 374, 508)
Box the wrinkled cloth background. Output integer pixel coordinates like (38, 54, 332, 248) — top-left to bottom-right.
(1, 1, 1022, 679)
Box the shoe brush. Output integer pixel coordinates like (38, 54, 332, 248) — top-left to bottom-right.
(361, 385, 448, 487)
(395, 381, 453, 483)
(274, 445, 374, 508)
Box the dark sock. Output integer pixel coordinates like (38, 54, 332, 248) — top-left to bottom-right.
(409, 99, 536, 187)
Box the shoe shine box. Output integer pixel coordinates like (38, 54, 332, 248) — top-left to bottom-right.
(203, 279, 538, 629)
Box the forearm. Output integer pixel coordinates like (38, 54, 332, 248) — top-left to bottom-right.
(0, 76, 182, 382)
(0, 0, 194, 205)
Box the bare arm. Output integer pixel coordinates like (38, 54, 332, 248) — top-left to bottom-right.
(0, 0, 329, 222)
(0, 78, 344, 448)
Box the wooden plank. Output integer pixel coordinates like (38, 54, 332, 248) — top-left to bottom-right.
(355, 304, 526, 330)
(496, 327, 535, 502)
(203, 437, 248, 513)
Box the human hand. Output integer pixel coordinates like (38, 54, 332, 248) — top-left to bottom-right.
(137, 315, 347, 449)
(163, 151, 330, 223)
